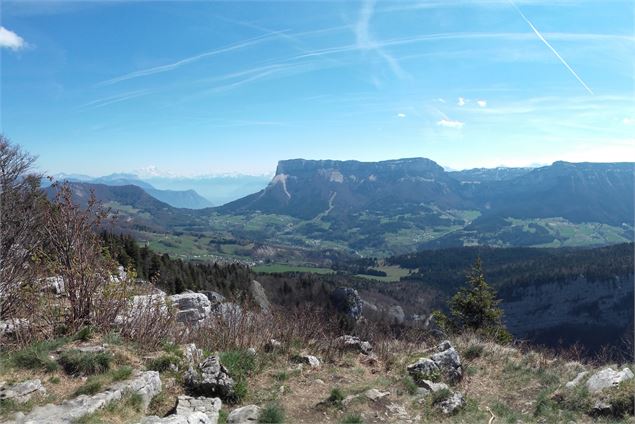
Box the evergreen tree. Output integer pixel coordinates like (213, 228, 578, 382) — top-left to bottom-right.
(438, 258, 512, 343)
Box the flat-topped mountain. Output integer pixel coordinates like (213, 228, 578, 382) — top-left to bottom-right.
(221, 158, 634, 225)
(219, 158, 466, 219)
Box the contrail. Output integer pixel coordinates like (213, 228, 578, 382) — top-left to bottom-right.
(508, 0, 594, 95)
(97, 32, 288, 86)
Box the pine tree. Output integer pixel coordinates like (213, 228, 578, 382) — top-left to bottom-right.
(441, 258, 512, 343)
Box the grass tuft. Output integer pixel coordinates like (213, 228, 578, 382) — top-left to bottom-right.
(110, 366, 133, 382)
(74, 377, 104, 397)
(258, 402, 285, 423)
(11, 338, 67, 372)
(463, 344, 484, 360)
(402, 376, 418, 395)
(340, 413, 364, 424)
(326, 387, 345, 407)
(220, 350, 257, 403)
(146, 354, 181, 373)
(59, 350, 112, 376)
(73, 326, 93, 342)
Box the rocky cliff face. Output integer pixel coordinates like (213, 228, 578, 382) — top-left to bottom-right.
(220, 158, 634, 226)
(220, 158, 464, 219)
(501, 274, 634, 352)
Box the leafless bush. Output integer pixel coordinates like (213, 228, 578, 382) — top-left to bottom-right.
(190, 303, 341, 359)
(39, 182, 115, 331)
(116, 289, 183, 350)
(0, 135, 45, 320)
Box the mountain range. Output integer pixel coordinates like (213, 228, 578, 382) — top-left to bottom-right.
(46, 172, 272, 209)
(47, 158, 634, 258)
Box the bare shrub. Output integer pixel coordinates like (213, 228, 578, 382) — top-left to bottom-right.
(190, 303, 341, 359)
(116, 288, 182, 350)
(0, 135, 45, 320)
(38, 182, 115, 331)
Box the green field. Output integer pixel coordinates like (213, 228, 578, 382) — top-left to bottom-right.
(355, 265, 411, 282)
(252, 264, 335, 274)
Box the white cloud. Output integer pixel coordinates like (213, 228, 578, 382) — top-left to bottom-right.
(437, 119, 464, 129)
(477, 100, 487, 108)
(623, 118, 635, 125)
(397, 113, 406, 118)
(457, 97, 466, 107)
(0, 27, 26, 50)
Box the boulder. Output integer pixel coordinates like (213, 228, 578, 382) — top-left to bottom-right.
(20, 371, 161, 423)
(249, 280, 270, 312)
(296, 355, 320, 368)
(364, 389, 390, 401)
(0, 318, 30, 336)
(586, 367, 634, 393)
(430, 341, 463, 383)
(264, 339, 282, 353)
(330, 287, 363, 320)
(168, 292, 212, 324)
(211, 302, 243, 323)
(407, 340, 462, 384)
(115, 292, 168, 325)
(176, 396, 222, 423)
(336, 335, 372, 355)
(140, 411, 211, 424)
(184, 344, 204, 366)
(227, 404, 261, 423)
(43, 276, 65, 294)
(184, 356, 235, 400)
(565, 371, 588, 389)
(407, 358, 440, 383)
(387, 305, 405, 324)
(0, 379, 46, 403)
(201, 291, 226, 305)
(417, 380, 449, 395)
(437, 392, 465, 415)
(590, 400, 613, 417)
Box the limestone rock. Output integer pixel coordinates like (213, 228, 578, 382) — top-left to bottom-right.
(0, 379, 46, 403)
(184, 356, 235, 400)
(176, 396, 222, 422)
(331, 287, 363, 320)
(0, 318, 30, 336)
(437, 392, 465, 415)
(201, 291, 225, 305)
(264, 339, 282, 353)
(249, 280, 270, 312)
(407, 358, 440, 383)
(336, 335, 373, 355)
(565, 371, 588, 389)
(20, 371, 161, 423)
(590, 400, 613, 417)
(586, 367, 634, 393)
(296, 355, 320, 368)
(430, 341, 463, 383)
(168, 292, 212, 324)
(364, 389, 390, 401)
(184, 343, 204, 366)
(116, 292, 168, 326)
(227, 404, 261, 423)
(140, 411, 211, 424)
(387, 305, 405, 324)
(417, 379, 449, 395)
(407, 341, 462, 385)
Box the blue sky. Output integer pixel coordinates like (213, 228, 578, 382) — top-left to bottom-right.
(1, 0, 633, 177)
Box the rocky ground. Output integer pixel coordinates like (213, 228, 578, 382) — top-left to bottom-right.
(1, 330, 633, 424)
